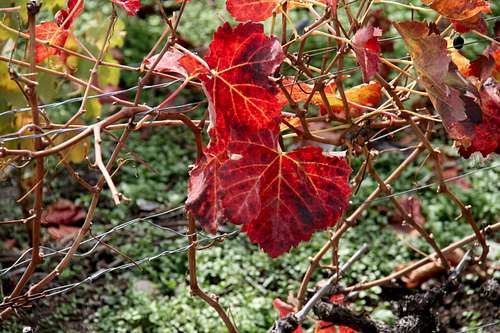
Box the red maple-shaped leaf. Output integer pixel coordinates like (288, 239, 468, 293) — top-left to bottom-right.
(35, 22, 70, 63)
(219, 130, 351, 257)
(112, 0, 141, 16)
(352, 25, 382, 82)
(202, 22, 284, 147)
(185, 146, 227, 233)
(55, 0, 85, 29)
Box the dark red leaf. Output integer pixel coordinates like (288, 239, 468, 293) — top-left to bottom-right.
(352, 25, 382, 82)
(220, 130, 351, 257)
(112, 0, 141, 16)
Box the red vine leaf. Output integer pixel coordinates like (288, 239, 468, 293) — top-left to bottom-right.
(202, 22, 284, 147)
(352, 25, 382, 82)
(451, 15, 488, 34)
(112, 0, 141, 16)
(220, 130, 351, 257)
(35, 22, 70, 63)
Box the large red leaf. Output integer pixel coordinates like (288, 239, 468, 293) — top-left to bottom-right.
(112, 0, 141, 16)
(352, 25, 382, 82)
(219, 130, 351, 257)
(35, 22, 70, 63)
(186, 22, 284, 235)
(202, 22, 284, 147)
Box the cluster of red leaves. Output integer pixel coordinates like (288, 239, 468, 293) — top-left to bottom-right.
(395, 21, 499, 158)
(273, 295, 357, 333)
(179, 22, 352, 257)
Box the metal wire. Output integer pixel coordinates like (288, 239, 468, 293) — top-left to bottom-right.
(0, 229, 240, 310)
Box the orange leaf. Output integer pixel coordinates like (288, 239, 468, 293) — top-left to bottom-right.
(421, 0, 490, 21)
(35, 22, 69, 63)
